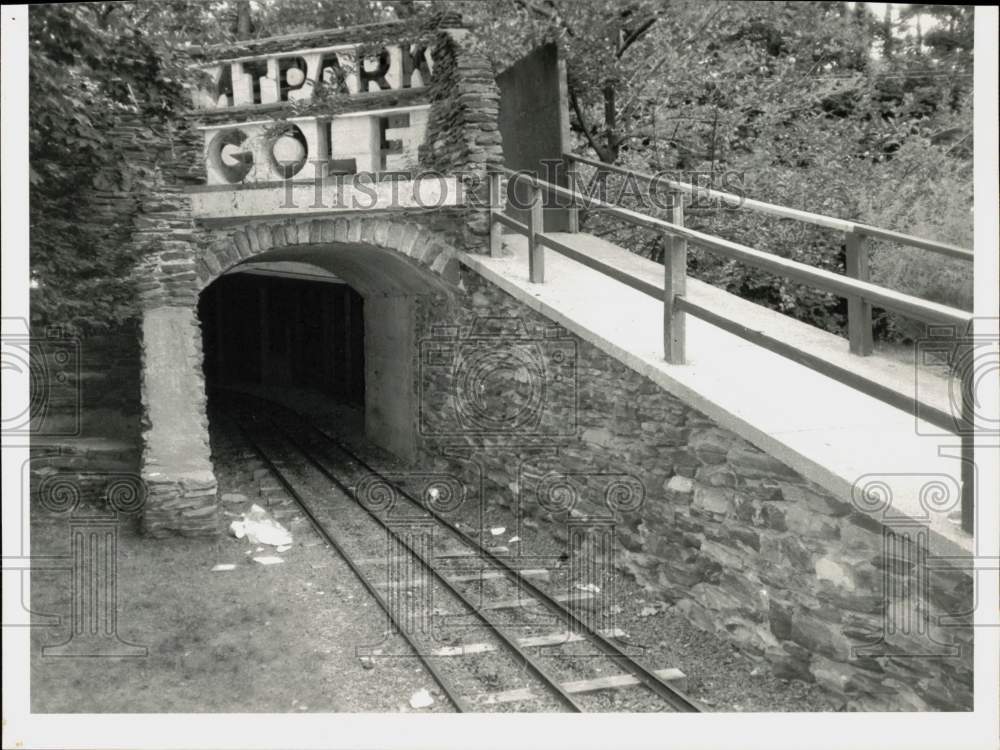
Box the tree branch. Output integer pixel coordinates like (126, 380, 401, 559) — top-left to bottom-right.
(570, 87, 610, 161)
(617, 16, 659, 58)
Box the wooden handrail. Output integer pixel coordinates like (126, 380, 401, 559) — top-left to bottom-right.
(488, 168, 975, 534)
(500, 167, 973, 329)
(563, 152, 974, 261)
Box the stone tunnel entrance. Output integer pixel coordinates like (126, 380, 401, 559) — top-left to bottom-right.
(194, 237, 457, 466)
(138, 216, 464, 538)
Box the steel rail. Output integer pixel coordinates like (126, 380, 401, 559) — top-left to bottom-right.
(248, 405, 589, 713)
(239, 394, 703, 713)
(223, 410, 473, 713)
(307, 422, 704, 713)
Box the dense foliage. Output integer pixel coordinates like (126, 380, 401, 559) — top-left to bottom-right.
(28, 1, 973, 341)
(29, 3, 214, 330)
(456, 0, 974, 339)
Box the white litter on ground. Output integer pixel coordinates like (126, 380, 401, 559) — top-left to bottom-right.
(229, 504, 293, 547)
(490, 526, 505, 536)
(253, 556, 284, 566)
(409, 688, 434, 709)
(508, 536, 521, 543)
(276, 544, 291, 553)
(575, 582, 601, 593)
(211, 564, 237, 572)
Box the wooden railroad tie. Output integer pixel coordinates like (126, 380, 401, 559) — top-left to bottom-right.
(470, 667, 688, 705)
(374, 568, 551, 589)
(430, 628, 626, 657)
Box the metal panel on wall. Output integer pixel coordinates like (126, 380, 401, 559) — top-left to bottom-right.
(497, 43, 573, 232)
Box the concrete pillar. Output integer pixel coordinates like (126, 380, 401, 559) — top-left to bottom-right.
(365, 296, 416, 462)
(139, 306, 219, 537)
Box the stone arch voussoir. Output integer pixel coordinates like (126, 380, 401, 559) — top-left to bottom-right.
(195, 216, 462, 292)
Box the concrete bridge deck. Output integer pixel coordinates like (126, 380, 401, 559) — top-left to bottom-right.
(463, 231, 969, 557)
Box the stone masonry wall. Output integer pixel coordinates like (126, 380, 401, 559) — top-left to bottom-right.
(128, 13, 501, 537)
(29, 324, 144, 520)
(419, 28, 504, 248)
(414, 267, 974, 711)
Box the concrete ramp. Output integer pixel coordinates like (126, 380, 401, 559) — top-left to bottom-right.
(461, 231, 968, 557)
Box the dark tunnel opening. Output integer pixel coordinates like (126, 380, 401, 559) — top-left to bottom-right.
(199, 271, 366, 406)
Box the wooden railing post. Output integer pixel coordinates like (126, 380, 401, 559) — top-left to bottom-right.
(663, 193, 687, 364)
(488, 171, 503, 258)
(528, 183, 544, 283)
(960, 361, 975, 534)
(845, 231, 874, 356)
(564, 155, 580, 233)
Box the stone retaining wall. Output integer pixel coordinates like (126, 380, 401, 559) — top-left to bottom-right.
(414, 267, 973, 711)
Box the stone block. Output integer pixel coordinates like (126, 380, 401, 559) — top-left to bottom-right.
(814, 554, 872, 592)
(691, 485, 733, 517)
(722, 523, 761, 552)
(240, 225, 262, 253)
(664, 474, 694, 495)
(695, 463, 737, 487)
(839, 518, 883, 551)
(699, 539, 747, 570)
(673, 598, 716, 634)
(181, 503, 218, 518)
(308, 219, 323, 243)
(760, 502, 787, 531)
(359, 219, 377, 244)
(347, 218, 363, 243)
(233, 230, 252, 258)
(384, 221, 405, 250)
(768, 597, 795, 640)
(727, 447, 800, 479)
(581, 426, 616, 449)
(271, 225, 288, 247)
(780, 535, 815, 569)
(372, 219, 390, 247)
(790, 613, 853, 661)
(723, 618, 782, 655)
(765, 642, 814, 682)
(780, 483, 852, 516)
(810, 656, 901, 705)
(688, 427, 739, 463)
(783, 504, 840, 540)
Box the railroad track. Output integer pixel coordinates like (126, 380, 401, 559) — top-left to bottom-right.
(216, 390, 702, 713)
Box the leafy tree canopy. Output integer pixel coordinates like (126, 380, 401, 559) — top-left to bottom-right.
(29, 1, 972, 340)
